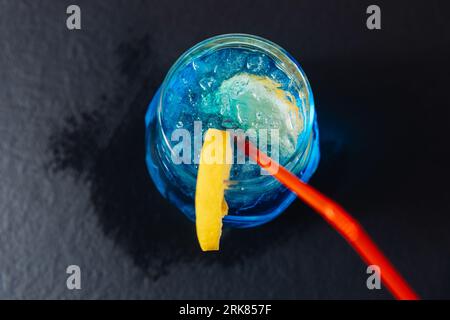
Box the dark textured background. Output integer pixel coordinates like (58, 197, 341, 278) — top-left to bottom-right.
(1, 0, 449, 299)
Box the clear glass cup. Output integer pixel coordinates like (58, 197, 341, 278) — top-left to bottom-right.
(145, 34, 320, 228)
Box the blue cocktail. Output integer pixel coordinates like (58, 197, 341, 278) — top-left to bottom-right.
(145, 34, 319, 227)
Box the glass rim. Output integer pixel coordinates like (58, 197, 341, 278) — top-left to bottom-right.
(156, 33, 316, 188)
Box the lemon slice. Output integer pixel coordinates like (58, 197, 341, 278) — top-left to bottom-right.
(195, 128, 232, 251)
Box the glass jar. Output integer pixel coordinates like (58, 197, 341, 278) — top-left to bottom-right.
(145, 34, 320, 228)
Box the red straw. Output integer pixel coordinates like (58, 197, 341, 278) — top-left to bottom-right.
(244, 141, 419, 300)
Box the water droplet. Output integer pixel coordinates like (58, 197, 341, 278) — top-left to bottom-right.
(219, 94, 230, 115)
(192, 60, 201, 71)
(246, 54, 262, 71)
(176, 121, 183, 128)
(199, 77, 214, 90)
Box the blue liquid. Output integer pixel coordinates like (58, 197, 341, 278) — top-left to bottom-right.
(163, 48, 306, 178)
(146, 36, 320, 227)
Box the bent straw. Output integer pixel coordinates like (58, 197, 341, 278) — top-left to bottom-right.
(243, 140, 419, 300)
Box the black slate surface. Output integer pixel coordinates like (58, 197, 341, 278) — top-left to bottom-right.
(1, 0, 449, 299)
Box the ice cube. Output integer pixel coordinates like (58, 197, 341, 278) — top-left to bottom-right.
(214, 73, 304, 162)
(199, 76, 215, 91)
(246, 54, 271, 74)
